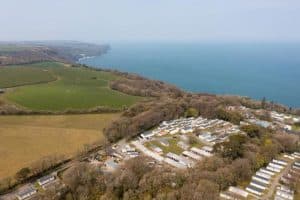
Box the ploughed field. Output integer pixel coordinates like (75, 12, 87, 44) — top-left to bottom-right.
(0, 62, 142, 111)
(0, 113, 119, 178)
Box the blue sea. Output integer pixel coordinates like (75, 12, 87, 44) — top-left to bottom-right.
(80, 42, 300, 108)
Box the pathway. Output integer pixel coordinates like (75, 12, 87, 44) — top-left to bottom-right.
(263, 160, 292, 200)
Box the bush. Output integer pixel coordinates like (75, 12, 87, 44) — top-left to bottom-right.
(188, 135, 199, 146)
(214, 134, 247, 159)
(274, 132, 299, 153)
(215, 108, 243, 125)
(185, 108, 199, 118)
(241, 124, 265, 138)
(15, 168, 31, 182)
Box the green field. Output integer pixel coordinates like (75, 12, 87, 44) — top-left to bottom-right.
(0, 65, 56, 88)
(1, 62, 142, 111)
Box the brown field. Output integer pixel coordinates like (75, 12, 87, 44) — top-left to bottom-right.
(0, 113, 119, 178)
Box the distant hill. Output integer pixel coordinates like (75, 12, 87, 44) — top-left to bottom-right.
(0, 41, 109, 66)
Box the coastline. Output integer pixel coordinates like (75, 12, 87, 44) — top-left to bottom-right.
(78, 43, 300, 109)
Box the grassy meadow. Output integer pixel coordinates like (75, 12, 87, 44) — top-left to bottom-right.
(0, 113, 119, 178)
(0, 62, 142, 111)
(0, 66, 56, 88)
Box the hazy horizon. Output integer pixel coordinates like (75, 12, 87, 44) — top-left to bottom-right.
(1, 0, 300, 43)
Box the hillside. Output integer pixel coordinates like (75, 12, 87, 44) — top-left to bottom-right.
(0, 41, 109, 66)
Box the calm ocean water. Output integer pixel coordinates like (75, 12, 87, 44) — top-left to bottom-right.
(80, 42, 300, 108)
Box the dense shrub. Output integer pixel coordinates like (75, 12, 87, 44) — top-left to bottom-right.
(241, 124, 266, 138)
(214, 134, 247, 159)
(215, 108, 243, 125)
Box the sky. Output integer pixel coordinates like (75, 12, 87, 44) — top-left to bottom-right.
(1, 0, 300, 43)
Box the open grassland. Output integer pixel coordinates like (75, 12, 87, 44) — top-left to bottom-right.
(0, 66, 56, 88)
(0, 113, 119, 178)
(1, 62, 142, 111)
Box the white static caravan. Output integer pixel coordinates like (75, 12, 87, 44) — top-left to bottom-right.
(259, 168, 275, 176)
(269, 163, 284, 170)
(166, 152, 193, 167)
(284, 154, 295, 160)
(180, 127, 194, 134)
(294, 161, 300, 167)
(292, 165, 300, 170)
(16, 186, 37, 200)
(164, 158, 186, 169)
(275, 189, 294, 200)
(228, 186, 249, 198)
(169, 128, 179, 135)
(292, 153, 300, 159)
(294, 152, 300, 156)
(250, 180, 267, 190)
(152, 146, 163, 154)
(256, 171, 272, 180)
(272, 159, 288, 166)
(190, 147, 213, 157)
(140, 131, 156, 140)
(252, 175, 270, 185)
(182, 151, 202, 161)
(267, 166, 281, 173)
(37, 175, 55, 186)
(202, 146, 213, 153)
(246, 185, 263, 196)
(219, 192, 234, 200)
